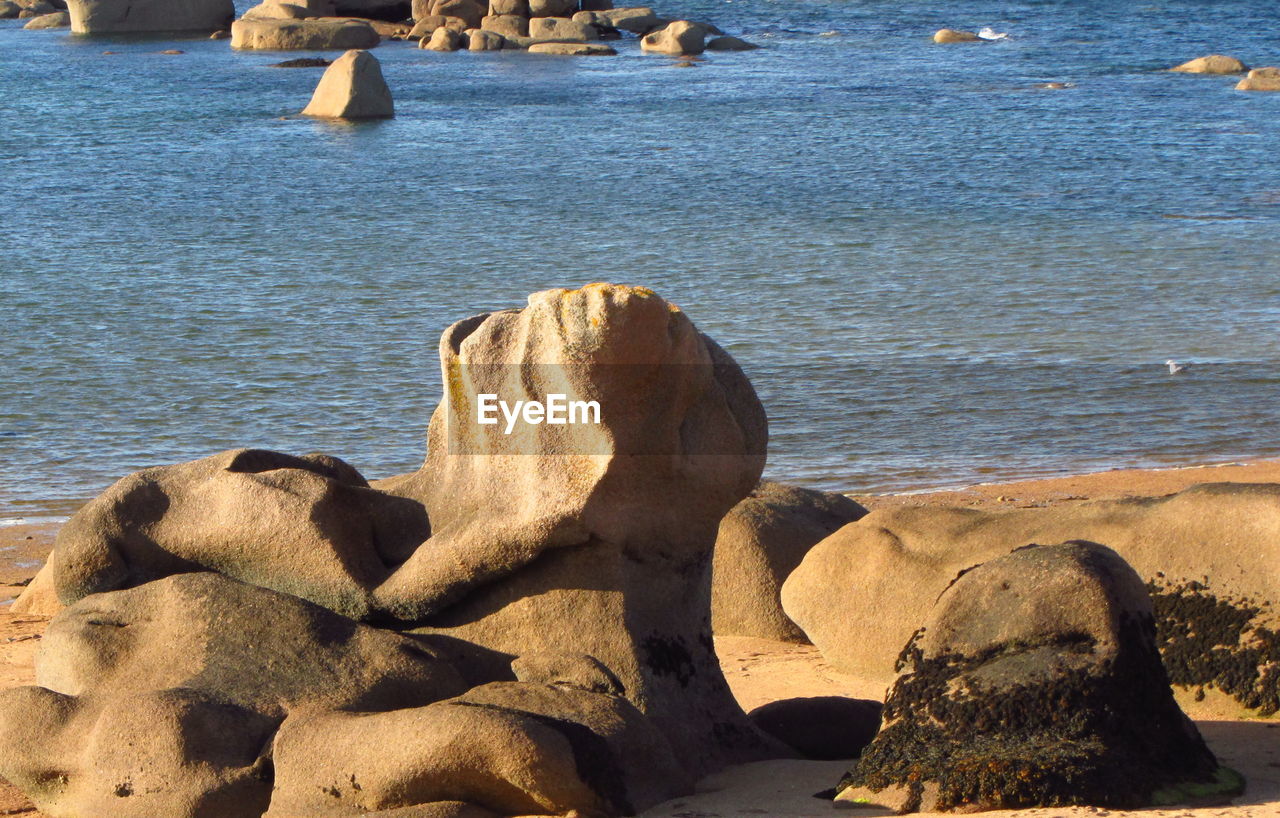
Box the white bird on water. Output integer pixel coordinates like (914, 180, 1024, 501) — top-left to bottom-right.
(1166, 359, 1190, 374)
(978, 26, 1009, 40)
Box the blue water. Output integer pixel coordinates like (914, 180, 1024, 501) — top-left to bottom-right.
(2, 0, 1279, 516)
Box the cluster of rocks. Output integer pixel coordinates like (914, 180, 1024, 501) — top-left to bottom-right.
(1171, 54, 1280, 90)
(0, 0, 71, 27)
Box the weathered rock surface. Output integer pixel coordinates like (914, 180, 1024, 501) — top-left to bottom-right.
(525, 0, 569, 17)
(36, 283, 783, 794)
(301, 49, 393, 119)
(429, 0, 482, 28)
(464, 26, 502, 48)
(409, 13, 465, 37)
(748, 697, 882, 761)
(640, 19, 703, 54)
(485, 0, 524, 15)
(22, 9, 68, 26)
(712, 481, 866, 642)
(933, 27, 980, 43)
(1237, 66, 1280, 91)
(230, 17, 381, 49)
(422, 24, 462, 48)
(64, 0, 231, 32)
(1171, 54, 1247, 74)
(479, 11, 523, 36)
(527, 40, 614, 54)
(592, 5, 661, 32)
(0, 573, 467, 817)
(836, 542, 1231, 812)
(783, 482, 1280, 716)
(266, 680, 690, 817)
(527, 14, 595, 41)
(9, 560, 61, 615)
(243, 2, 311, 19)
(706, 34, 757, 50)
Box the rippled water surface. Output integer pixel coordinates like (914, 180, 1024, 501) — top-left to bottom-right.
(2, 0, 1279, 516)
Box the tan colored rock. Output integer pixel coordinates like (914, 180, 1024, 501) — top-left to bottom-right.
(528, 41, 614, 54)
(429, 0, 481, 27)
(528, 14, 595, 41)
(640, 19, 704, 55)
(409, 13, 465, 37)
(22, 9, 68, 26)
(1170, 54, 1247, 74)
(711, 482, 866, 643)
(230, 16, 380, 48)
(837, 542, 1225, 813)
(1237, 66, 1280, 91)
(266, 681, 690, 817)
(65, 0, 231, 32)
(933, 27, 980, 43)
(301, 49, 394, 119)
(595, 5, 661, 32)
(526, 0, 569, 16)
(782, 482, 1280, 715)
(479, 11, 523, 36)
(706, 34, 757, 51)
(9, 560, 62, 616)
(0, 573, 466, 818)
(486, 0, 524, 15)
(464, 26, 503, 49)
(242, 1, 310, 18)
(423, 24, 462, 48)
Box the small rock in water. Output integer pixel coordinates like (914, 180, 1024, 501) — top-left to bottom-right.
(159, 49, 185, 54)
(301, 48, 393, 119)
(271, 56, 333, 67)
(1037, 81, 1074, 89)
(1170, 54, 1247, 74)
(1237, 66, 1280, 92)
(933, 28, 981, 43)
(673, 59, 698, 67)
(210, 28, 229, 38)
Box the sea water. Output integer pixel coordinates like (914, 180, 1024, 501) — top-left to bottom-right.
(1, 0, 1278, 516)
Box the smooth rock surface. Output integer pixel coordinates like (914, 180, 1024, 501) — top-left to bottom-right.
(640, 19, 703, 54)
(479, 11, 523, 36)
(21, 9, 68, 26)
(706, 34, 757, 50)
(527, 40, 614, 54)
(409, 13, 466, 37)
(525, 0, 569, 17)
(1237, 66, 1280, 90)
(65, 0, 231, 32)
(422, 24, 462, 48)
(933, 27, 980, 43)
(464, 26, 502, 48)
(1170, 54, 1247, 73)
(230, 17, 381, 49)
(527, 14, 594, 41)
(712, 481, 866, 642)
(301, 49, 394, 119)
(836, 542, 1227, 813)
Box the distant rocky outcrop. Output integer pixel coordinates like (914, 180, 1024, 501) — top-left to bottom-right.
(782, 483, 1280, 716)
(640, 19, 704, 54)
(1237, 66, 1280, 91)
(63, 0, 232, 33)
(835, 542, 1235, 812)
(1170, 54, 1248, 74)
(301, 49, 394, 119)
(22, 9, 68, 26)
(230, 17, 381, 49)
(933, 28, 980, 43)
(4, 284, 784, 818)
(711, 481, 866, 642)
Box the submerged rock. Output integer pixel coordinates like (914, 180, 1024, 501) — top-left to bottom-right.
(782, 482, 1280, 715)
(1170, 54, 1247, 74)
(706, 34, 758, 51)
(1237, 66, 1280, 91)
(712, 481, 866, 642)
(64, 0, 232, 33)
(301, 49, 394, 119)
(271, 56, 333, 66)
(933, 28, 981, 43)
(836, 542, 1232, 813)
(528, 41, 615, 55)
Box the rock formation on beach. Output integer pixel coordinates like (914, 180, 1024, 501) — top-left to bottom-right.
(1, 283, 784, 817)
(63, 0, 232, 33)
(783, 482, 1280, 714)
(835, 542, 1233, 813)
(302, 49, 394, 119)
(711, 481, 866, 642)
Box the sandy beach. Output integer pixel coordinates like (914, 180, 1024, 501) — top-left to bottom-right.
(2, 459, 1277, 818)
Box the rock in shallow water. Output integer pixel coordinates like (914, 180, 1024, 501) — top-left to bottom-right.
(836, 541, 1234, 813)
(301, 49, 394, 119)
(230, 17, 381, 49)
(1170, 54, 1247, 74)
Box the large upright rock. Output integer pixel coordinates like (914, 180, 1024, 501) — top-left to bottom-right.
(301, 49, 394, 119)
(39, 284, 782, 784)
(836, 542, 1233, 812)
(64, 0, 231, 32)
(230, 17, 381, 49)
(711, 481, 866, 642)
(782, 483, 1280, 715)
(640, 19, 704, 54)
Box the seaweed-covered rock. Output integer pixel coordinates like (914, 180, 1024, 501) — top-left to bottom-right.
(711, 481, 865, 642)
(782, 482, 1280, 715)
(836, 542, 1231, 813)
